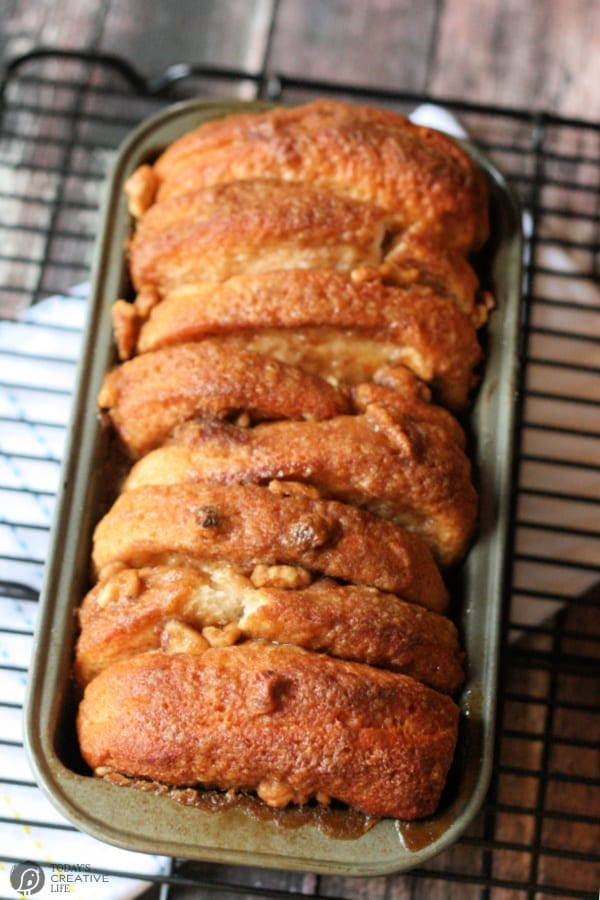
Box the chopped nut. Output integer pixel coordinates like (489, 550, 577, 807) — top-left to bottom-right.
(133, 287, 160, 317)
(350, 265, 380, 283)
(162, 620, 210, 655)
(267, 479, 321, 499)
(202, 622, 242, 648)
(257, 778, 297, 808)
(234, 411, 251, 427)
(95, 581, 120, 609)
(111, 300, 139, 361)
(96, 569, 141, 608)
(124, 164, 157, 218)
(96, 560, 126, 583)
(250, 564, 312, 590)
(377, 257, 420, 284)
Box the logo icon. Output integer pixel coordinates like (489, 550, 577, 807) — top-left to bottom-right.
(9, 862, 45, 895)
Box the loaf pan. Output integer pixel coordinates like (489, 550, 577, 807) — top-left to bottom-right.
(24, 98, 522, 876)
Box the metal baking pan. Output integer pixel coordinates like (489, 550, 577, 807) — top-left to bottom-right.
(24, 98, 522, 876)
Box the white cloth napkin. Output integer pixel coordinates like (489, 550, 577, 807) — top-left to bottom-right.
(0, 284, 171, 898)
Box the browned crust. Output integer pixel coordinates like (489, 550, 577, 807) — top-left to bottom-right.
(83, 98, 492, 825)
(380, 229, 487, 324)
(97, 340, 350, 457)
(124, 403, 477, 567)
(77, 642, 460, 819)
(122, 270, 483, 409)
(75, 566, 462, 693)
(91, 482, 449, 612)
(128, 179, 390, 294)
(135, 98, 488, 253)
(241, 579, 463, 693)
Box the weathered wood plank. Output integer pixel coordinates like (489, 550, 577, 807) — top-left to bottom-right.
(98, 0, 276, 77)
(0, 0, 104, 63)
(430, 0, 600, 118)
(2, 0, 597, 119)
(267, 0, 438, 91)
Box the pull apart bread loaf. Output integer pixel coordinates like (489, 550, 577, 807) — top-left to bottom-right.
(77, 99, 493, 824)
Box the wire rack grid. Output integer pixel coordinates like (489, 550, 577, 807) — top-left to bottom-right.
(0, 50, 598, 900)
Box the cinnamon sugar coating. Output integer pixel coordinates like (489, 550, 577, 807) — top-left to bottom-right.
(91, 481, 449, 612)
(129, 98, 488, 253)
(77, 642, 459, 819)
(128, 178, 391, 294)
(121, 270, 483, 409)
(124, 401, 476, 567)
(75, 565, 463, 693)
(98, 339, 350, 457)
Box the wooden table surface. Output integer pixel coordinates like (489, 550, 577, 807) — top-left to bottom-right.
(1, 0, 599, 118)
(0, 2, 598, 899)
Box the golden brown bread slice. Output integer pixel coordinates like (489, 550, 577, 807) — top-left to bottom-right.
(114, 270, 482, 409)
(128, 178, 391, 294)
(347, 371, 463, 443)
(97, 340, 350, 457)
(113, 230, 489, 364)
(91, 481, 449, 611)
(77, 641, 460, 819)
(74, 564, 463, 693)
(124, 401, 477, 567)
(127, 98, 488, 253)
(75, 564, 241, 685)
(379, 230, 491, 327)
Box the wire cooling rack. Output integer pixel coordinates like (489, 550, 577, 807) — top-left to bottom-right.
(0, 49, 598, 900)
